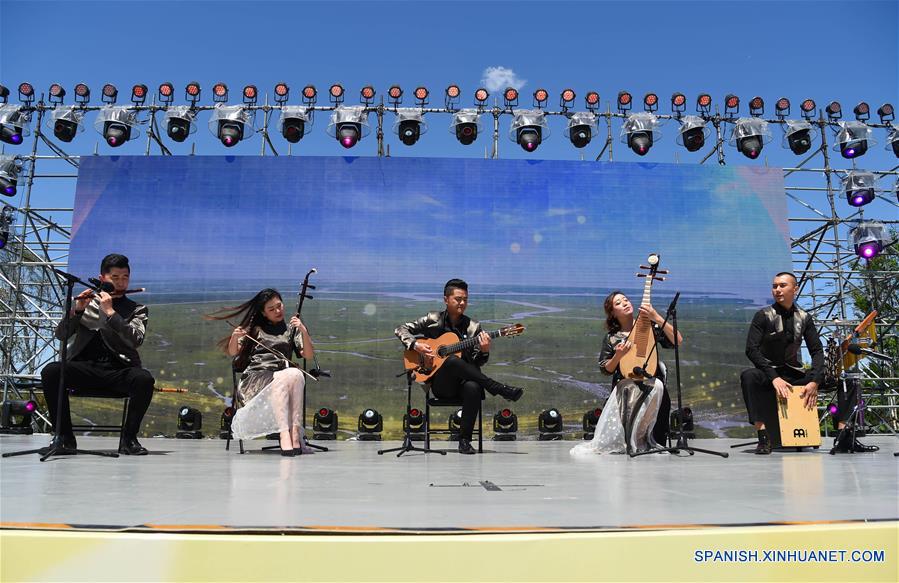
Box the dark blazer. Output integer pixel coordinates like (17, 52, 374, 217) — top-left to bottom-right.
(744, 303, 824, 385)
(55, 295, 148, 368)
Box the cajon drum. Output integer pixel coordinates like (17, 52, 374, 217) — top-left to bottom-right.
(777, 384, 821, 448)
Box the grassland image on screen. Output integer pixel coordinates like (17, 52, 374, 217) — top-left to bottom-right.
(68, 156, 788, 439)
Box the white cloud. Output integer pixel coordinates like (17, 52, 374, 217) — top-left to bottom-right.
(481, 66, 527, 93)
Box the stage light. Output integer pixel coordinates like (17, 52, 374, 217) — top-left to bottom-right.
(509, 109, 549, 152)
(388, 85, 403, 105)
(414, 86, 429, 105)
(828, 403, 839, 416)
(800, 98, 816, 119)
(0, 104, 29, 145)
(621, 112, 661, 156)
(360, 85, 376, 105)
(448, 409, 463, 441)
(782, 120, 816, 155)
(185, 81, 201, 104)
(566, 111, 597, 149)
(676, 115, 709, 153)
(826, 101, 841, 120)
(696, 93, 712, 114)
(886, 127, 899, 158)
(492, 408, 517, 441)
(843, 171, 876, 207)
(582, 407, 602, 440)
(730, 118, 771, 159)
(278, 106, 310, 144)
(503, 88, 518, 108)
(48, 83, 66, 105)
(357, 408, 383, 441)
(617, 90, 632, 113)
(313, 407, 338, 440)
(749, 95, 764, 117)
(94, 106, 139, 147)
(852, 221, 887, 261)
(474, 87, 489, 106)
(671, 92, 686, 114)
(242, 85, 257, 105)
(445, 84, 461, 108)
(49, 106, 85, 143)
(219, 405, 235, 439)
(394, 109, 426, 146)
(643, 92, 658, 113)
(537, 408, 563, 441)
(101, 83, 118, 104)
(131, 84, 148, 106)
(329, 83, 345, 104)
(877, 103, 894, 123)
(724, 93, 739, 114)
(0, 399, 37, 434)
(328, 106, 369, 149)
(0, 157, 22, 197)
(450, 109, 480, 145)
(210, 82, 228, 103)
(74, 83, 90, 105)
(176, 406, 203, 438)
(158, 82, 174, 105)
(533, 88, 548, 108)
(775, 97, 790, 118)
(560, 88, 575, 109)
(208, 104, 251, 147)
(0, 85, 8, 104)
(273, 82, 289, 104)
(163, 106, 197, 143)
(853, 101, 870, 121)
(0, 206, 14, 250)
(835, 121, 872, 159)
(585, 91, 600, 111)
(302, 85, 317, 104)
(17, 82, 34, 103)
(403, 407, 425, 441)
(670, 407, 694, 437)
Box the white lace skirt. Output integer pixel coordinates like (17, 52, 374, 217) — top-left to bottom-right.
(570, 378, 664, 456)
(231, 368, 307, 442)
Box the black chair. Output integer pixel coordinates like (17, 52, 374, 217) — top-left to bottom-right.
(68, 388, 130, 451)
(424, 389, 483, 453)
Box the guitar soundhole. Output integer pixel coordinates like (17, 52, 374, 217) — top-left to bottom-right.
(437, 346, 447, 357)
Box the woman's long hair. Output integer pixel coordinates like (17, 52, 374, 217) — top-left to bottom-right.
(205, 289, 284, 359)
(603, 290, 626, 334)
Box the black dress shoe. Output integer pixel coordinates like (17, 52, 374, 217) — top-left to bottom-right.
(754, 430, 771, 455)
(40, 434, 77, 455)
(496, 384, 524, 402)
(458, 438, 476, 455)
(833, 433, 880, 453)
(119, 437, 149, 456)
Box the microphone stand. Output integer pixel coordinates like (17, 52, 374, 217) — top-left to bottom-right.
(3, 269, 119, 460)
(631, 292, 728, 458)
(378, 370, 445, 457)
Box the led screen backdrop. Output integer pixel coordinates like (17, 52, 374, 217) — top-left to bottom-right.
(69, 156, 788, 438)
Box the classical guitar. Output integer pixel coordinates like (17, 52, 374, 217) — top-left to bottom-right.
(403, 324, 526, 383)
(618, 253, 668, 381)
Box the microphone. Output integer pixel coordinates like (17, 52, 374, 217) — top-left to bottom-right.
(88, 278, 115, 293)
(632, 366, 655, 379)
(847, 344, 893, 362)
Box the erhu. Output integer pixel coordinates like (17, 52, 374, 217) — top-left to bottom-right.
(297, 268, 330, 379)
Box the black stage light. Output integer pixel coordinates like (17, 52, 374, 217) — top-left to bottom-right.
(825, 101, 842, 120)
(0, 400, 37, 434)
(474, 87, 489, 107)
(103, 120, 131, 147)
(617, 90, 632, 113)
(281, 116, 305, 143)
(185, 81, 201, 104)
(176, 406, 203, 439)
(273, 82, 289, 104)
(671, 92, 686, 114)
(670, 407, 694, 438)
(503, 87, 519, 108)
(167, 113, 192, 142)
(628, 131, 652, 155)
(398, 119, 421, 146)
(388, 85, 403, 105)
(452, 111, 479, 145)
(101, 83, 118, 104)
(876, 102, 894, 123)
(158, 82, 174, 105)
(360, 85, 376, 105)
(212, 82, 229, 103)
(560, 88, 576, 110)
(585, 91, 600, 112)
(357, 408, 383, 441)
(677, 116, 708, 152)
(52, 109, 81, 142)
(445, 84, 461, 103)
(74, 83, 90, 105)
(643, 92, 658, 113)
(538, 408, 563, 440)
(836, 122, 870, 159)
(799, 98, 816, 119)
(403, 407, 426, 441)
(749, 95, 764, 117)
(448, 408, 463, 441)
(887, 127, 899, 158)
(696, 93, 712, 114)
(313, 407, 338, 440)
(0, 106, 27, 145)
(724, 93, 739, 114)
(17, 82, 35, 103)
(731, 118, 770, 159)
(582, 407, 602, 440)
(785, 123, 813, 155)
(242, 85, 257, 105)
(219, 406, 235, 439)
(337, 123, 360, 148)
(844, 171, 876, 207)
(48, 83, 66, 105)
(131, 84, 148, 106)
(0, 85, 9, 104)
(302, 85, 317, 104)
(414, 86, 429, 105)
(566, 111, 596, 148)
(853, 101, 870, 121)
(622, 112, 659, 156)
(533, 88, 548, 108)
(0, 206, 13, 248)
(0, 158, 20, 197)
(329, 83, 345, 104)
(517, 126, 541, 151)
(217, 120, 243, 147)
(492, 408, 518, 441)
(852, 221, 888, 261)
(775, 97, 790, 118)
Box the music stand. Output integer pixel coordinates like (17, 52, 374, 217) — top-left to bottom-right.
(378, 371, 445, 457)
(3, 269, 119, 461)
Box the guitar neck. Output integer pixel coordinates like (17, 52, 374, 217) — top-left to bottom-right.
(442, 328, 504, 354)
(637, 274, 653, 326)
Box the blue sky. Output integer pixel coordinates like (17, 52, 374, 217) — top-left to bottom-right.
(68, 155, 788, 301)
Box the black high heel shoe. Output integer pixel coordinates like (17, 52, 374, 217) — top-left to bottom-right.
(280, 446, 296, 457)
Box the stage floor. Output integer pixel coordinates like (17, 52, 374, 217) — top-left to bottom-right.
(1, 434, 897, 532)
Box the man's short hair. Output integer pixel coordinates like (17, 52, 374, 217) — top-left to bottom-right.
(774, 271, 797, 284)
(443, 278, 468, 297)
(100, 253, 130, 274)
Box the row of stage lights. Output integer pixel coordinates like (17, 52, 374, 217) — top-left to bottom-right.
(2, 82, 898, 159)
